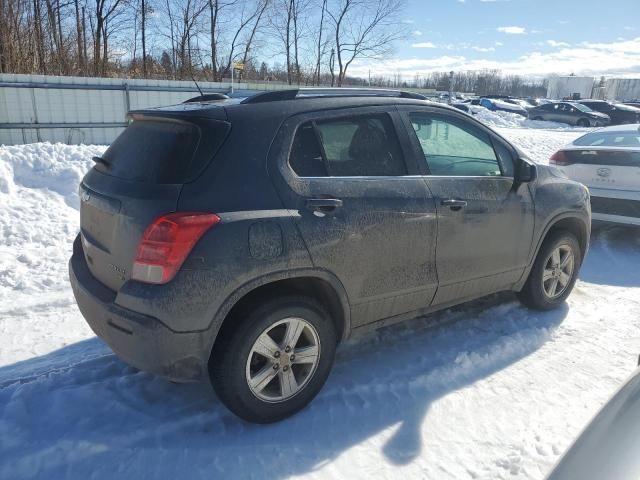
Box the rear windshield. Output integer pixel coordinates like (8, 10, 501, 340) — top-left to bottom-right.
(574, 131, 640, 147)
(98, 118, 229, 183)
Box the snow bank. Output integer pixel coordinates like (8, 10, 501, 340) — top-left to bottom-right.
(0, 143, 104, 316)
(474, 108, 584, 131)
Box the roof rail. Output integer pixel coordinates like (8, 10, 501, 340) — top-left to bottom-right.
(241, 88, 427, 104)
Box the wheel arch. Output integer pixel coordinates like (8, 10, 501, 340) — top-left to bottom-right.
(207, 269, 351, 362)
(516, 212, 590, 290)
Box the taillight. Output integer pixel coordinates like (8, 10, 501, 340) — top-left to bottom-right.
(549, 150, 571, 166)
(132, 212, 220, 284)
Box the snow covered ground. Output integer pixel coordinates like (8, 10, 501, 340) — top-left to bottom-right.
(1, 117, 639, 480)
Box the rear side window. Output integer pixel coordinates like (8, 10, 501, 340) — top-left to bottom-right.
(98, 119, 228, 184)
(574, 131, 640, 147)
(288, 114, 407, 177)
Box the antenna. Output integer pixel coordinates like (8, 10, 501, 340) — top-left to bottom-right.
(191, 73, 204, 97)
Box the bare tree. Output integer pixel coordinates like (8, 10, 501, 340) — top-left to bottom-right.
(313, 0, 328, 86)
(270, 0, 308, 85)
(328, 0, 405, 86)
(141, 0, 147, 76)
(92, 0, 124, 75)
(240, 0, 269, 75)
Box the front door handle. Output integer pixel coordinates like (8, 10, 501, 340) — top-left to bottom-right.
(441, 199, 468, 211)
(306, 198, 343, 212)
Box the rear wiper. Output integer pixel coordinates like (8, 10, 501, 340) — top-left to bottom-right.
(92, 156, 111, 169)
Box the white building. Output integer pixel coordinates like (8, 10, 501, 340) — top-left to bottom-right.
(546, 76, 594, 100)
(604, 78, 640, 102)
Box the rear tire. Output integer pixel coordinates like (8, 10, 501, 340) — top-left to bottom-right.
(577, 118, 590, 127)
(210, 296, 337, 423)
(531, 116, 544, 121)
(517, 230, 582, 311)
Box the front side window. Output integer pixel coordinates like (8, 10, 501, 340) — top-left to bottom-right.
(408, 113, 503, 177)
(288, 114, 407, 177)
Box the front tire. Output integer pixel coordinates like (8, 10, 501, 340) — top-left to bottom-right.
(210, 296, 337, 423)
(577, 118, 590, 127)
(517, 231, 582, 310)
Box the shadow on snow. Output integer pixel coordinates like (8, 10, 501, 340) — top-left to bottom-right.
(0, 295, 568, 479)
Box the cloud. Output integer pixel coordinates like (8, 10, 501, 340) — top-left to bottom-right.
(495, 41, 504, 46)
(547, 40, 570, 47)
(412, 30, 423, 36)
(350, 37, 640, 79)
(497, 26, 526, 34)
(472, 46, 495, 52)
(411, 42, 436, 48)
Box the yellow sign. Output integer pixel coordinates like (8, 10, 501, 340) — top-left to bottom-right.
(233, 63, 244, 71)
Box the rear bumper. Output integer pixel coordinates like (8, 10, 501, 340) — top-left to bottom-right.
(69, 236, 209, 382)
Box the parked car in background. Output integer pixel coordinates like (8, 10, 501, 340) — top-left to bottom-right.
(504, 98, 534, 110)
(623, 102, 640, 109)
(528, 102, 610, 127)
(576, 100, 640, 125)
(479, 98, 528, 116)
(525, 98, 553, 107)
(69, 88, 591, 423)
(452, 102, 473, 114)
(549, 124, 640, 226)
(547, 365, 640, 480)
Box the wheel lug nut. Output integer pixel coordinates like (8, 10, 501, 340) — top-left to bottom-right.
(274, 351, 281, 358)
(290, 355, 295, 361)
(283, 365, 289, 372)
(273, 363, 279, 370)
(285, 346, 291, 353)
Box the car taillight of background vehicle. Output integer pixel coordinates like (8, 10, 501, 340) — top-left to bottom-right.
(132, 212, 220, 284)
(549, 150, 572, 166)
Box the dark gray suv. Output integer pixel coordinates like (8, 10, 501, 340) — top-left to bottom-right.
(69, 89, 591, 423)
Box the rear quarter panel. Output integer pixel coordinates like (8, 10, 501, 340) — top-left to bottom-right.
(115, 105, 318, 334)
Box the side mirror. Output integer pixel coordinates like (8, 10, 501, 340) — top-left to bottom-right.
(515, 159, 537, 183)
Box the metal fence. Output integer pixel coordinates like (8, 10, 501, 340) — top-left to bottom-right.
(0, 74, 437, 146)
(0, 74, 287, 145)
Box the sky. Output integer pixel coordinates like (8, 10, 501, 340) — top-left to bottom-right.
(350, 0, 640, 80)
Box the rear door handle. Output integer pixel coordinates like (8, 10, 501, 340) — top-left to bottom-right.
(441, 199, 467, 210)
(306, 198, 343, 212)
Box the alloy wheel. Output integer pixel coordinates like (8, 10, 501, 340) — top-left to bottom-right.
(245, 317, 321, 403)
(542, 244, 575, 299)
